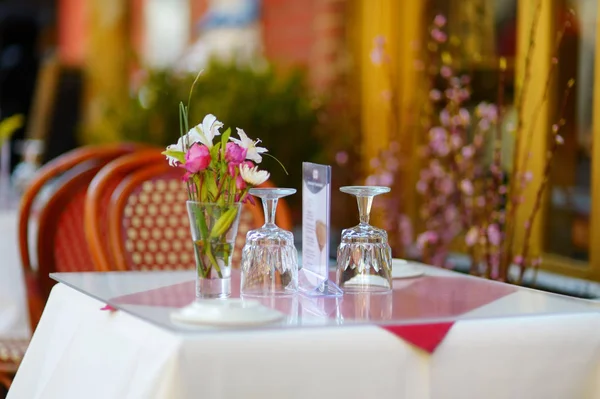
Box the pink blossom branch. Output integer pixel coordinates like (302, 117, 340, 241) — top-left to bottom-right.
(516, 78, 574, 284)
(502, 0, 543, 279)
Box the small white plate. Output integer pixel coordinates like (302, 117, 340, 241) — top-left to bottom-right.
(391, 259, 425, 279)
(170, 299, 285, 327)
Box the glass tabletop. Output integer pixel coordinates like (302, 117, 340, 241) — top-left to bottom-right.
(50, 260, 600, 334)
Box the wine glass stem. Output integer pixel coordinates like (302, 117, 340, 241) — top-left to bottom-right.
(356, 195, 373, 225)
(262, 197, 279, 227)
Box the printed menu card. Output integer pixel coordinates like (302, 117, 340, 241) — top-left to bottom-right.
(300, 162, 342, 296)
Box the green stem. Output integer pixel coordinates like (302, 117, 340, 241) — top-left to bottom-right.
(194, 242, 209, 278)
(204, 240, 223, 278)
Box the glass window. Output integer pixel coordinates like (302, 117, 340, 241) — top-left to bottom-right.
(544, 0, 596, 262)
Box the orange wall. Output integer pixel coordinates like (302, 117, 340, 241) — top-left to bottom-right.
(58, 0, 87, 66)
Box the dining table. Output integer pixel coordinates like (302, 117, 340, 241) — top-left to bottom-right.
(8, 260, 600, 399)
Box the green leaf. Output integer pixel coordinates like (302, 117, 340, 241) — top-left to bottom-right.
(206, 176, 218, 200)
(200, 179, 208, 202)
(161, 149, 185, 164)
(179, 102, 189, 136)
(0, 115, 24, 143)
(220, 127, 231, 158)
(210, 143, 221, 164)
(210, 207, 238, 238)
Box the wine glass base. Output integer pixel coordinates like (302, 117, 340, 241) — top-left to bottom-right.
(339, 274, 392, 292)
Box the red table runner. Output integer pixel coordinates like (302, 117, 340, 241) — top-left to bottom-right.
(104, 274, 517, 353)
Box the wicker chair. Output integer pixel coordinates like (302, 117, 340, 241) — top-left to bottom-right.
(1, 144, 138, 389)
(85, 149, 164, 271)
(19, 144, 139, 326)
(105, 161, 292, 271)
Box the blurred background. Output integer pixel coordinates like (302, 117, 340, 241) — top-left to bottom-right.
(1, 0, 600, 286)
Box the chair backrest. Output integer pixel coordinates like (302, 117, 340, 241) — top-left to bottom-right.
(106, 163, 292, 271)
(18, 144, 139, 328)
(85, 149, 164, 271)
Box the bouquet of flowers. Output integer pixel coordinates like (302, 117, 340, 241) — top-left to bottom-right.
(162, 78, 281, 297)
(163, 112, 271, 205)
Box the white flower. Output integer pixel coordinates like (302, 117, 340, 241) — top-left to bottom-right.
(193, 114, 223, 148)
(194, 114, 223, 148)
(164, 129, 203, 165)
(239, 163, 270, 186)
(164, 114, 223, 165)
(230, 128, 268, 163)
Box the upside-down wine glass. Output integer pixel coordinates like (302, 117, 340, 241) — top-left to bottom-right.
(336, 186, 392, 292)
(240, 188, 298, 296)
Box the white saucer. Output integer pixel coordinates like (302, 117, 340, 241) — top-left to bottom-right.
(391, 259, 425, 279)
(170, 299, 285, 327)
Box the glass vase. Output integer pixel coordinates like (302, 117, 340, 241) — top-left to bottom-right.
(187, 201, 242, 299)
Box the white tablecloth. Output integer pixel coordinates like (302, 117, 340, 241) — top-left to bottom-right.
(0, 210, 30, 338)
(9, 282, 600, 399)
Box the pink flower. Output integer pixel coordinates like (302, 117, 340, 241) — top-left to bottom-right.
(431, 28, 447, 43)
(379, 172, 394, 186)
(431, 139, 449, 157)
(433, 14, 446, 27)
(416, 231, 438, 251)
(450, 134, 463, 149)
(555, 135, 564, 145)
(429, 89, 442, 101)
(366, 175, 378, 186)
(478, 119, 491, 131)
(225, 142, 247, 164)
(440, 66, 452, 78)
(236, 174, 246, 190)
(465, 227, 478, 247)
(440, 109, 450, 126)
(430, 160, 443, 177)
(370, 158, 381, 169)
(335, 151, 349, 165)
(370, 48, 385, 65)
(184, 143, 211, 173)
(228, 163, 237, 176)
(374, 35, 386, 46)
(487, 223, 501, 246)
(461, 145, 475, 159)
(420, 169, 432, 181)
(458, 108, 470, 125)
(386, 158, 399, 172)
(416, 179, 428, 194)
(476, 196, 485, 207)
(513, 255, 523, 266)
(429, 127, 447, 141)
(444, 205, 457, 223)
(476, 103, 498, 123)
(460, 179, 474, 195)
(438, 177, 454, 195)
